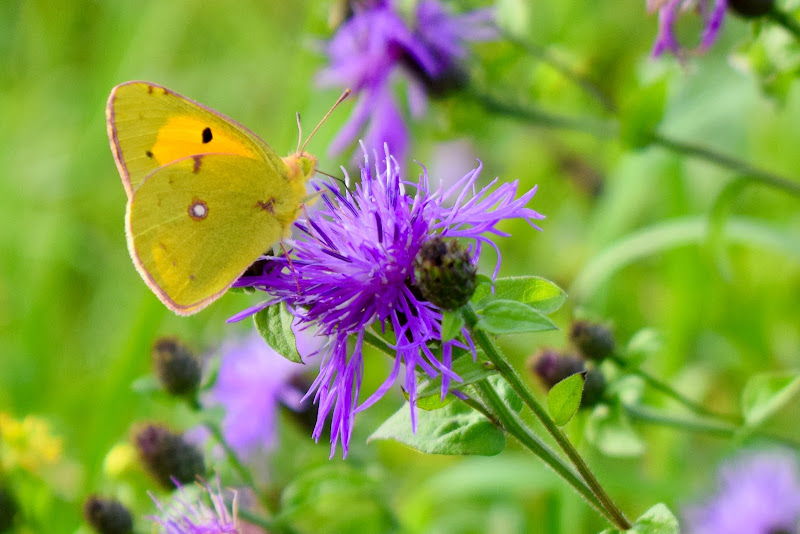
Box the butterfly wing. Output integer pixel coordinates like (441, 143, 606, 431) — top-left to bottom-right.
(126, 153, 301, 315)
(107, 81, 284, 198)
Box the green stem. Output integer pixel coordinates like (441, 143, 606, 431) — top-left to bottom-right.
(467, 89, 800, 199)
(768, 6, 800, 42)
(238, 508, 277, 530)
(365, 330, 615, 524)
(624, 404, 800, 449)
(609, 355, 742, 425)
(651, 133, 800, 198)
(465, 88, 617, 138)
(462, 304, 631, 531)
(502, 31, 617, 113)
(472, 381, 616, 525)
(187, 397, 274, 516)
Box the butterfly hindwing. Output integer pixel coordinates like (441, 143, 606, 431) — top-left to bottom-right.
(126, 153, 299, 314)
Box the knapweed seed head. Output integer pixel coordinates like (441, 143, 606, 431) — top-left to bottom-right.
(413, 236, 477, 310)
(570, 320, 615, 362)
(133, 424, 205, 489)
(530, 349, 586, 391)
(152, 337, 202, 397)
(233, 146, 543, 456)
(728, 0, 773, 17)
(84, 496, 134, 534)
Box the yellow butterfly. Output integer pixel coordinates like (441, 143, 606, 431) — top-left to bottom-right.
(106, 81, 336, 315)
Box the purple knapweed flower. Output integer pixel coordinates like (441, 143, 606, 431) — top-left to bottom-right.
(648, 0, 727, 57)
(149, 478, 237, 534)
(317, 0, 496, 160)
(683, 449, 800, 534)
(205, 331, 318, 459)
(231, 146, 544, 457)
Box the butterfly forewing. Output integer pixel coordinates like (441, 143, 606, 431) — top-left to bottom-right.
(107, 81, 284, 198)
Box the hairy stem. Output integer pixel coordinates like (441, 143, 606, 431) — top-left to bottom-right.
(610, 354, 742, 425)
(462, 304, 631, 530)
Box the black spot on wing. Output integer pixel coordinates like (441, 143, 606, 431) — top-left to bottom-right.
(146, 150, 153, 158)
(202, 127, 212, 144)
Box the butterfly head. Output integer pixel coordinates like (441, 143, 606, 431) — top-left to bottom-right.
(283, 152, 318, 183)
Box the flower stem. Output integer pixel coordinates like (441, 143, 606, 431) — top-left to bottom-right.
(624, 403, 800, 449)
(467, 89, 800, 199)
(464, 88, 617, 138)
(461, 304, 631, 531)
(187, 397, 274, 516)
(364, 330, 615, 523)
(651, 133, 800, 198)
(609, 354, 742, 425)
(470, 381, 617, 525)
(502, 31, 617, 113)
(768, 6, 800, 42)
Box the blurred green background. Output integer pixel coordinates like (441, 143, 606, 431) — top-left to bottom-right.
(1, 0, 799, 532)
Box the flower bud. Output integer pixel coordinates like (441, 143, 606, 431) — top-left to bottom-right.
(133, 424, 205, 489)
(413, 237, 477, 310)
(152, 337, 201, 397)
(0, 486, 18, 532)
(83, 496, 133, 534)
(569, 320, 615, 362)
(529, 348, 585, 390)
(581, 367, 607, 408)
(728, 0, 773, 18)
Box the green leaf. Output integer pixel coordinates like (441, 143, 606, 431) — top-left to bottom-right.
(547, 373, 585, 426)
(599, 503, 679, 534)
(623, 328, 663, 367)
(253, 302, 302, 363)
(441, 310, 465, 342)
(475, 300, 558, 335)
(619, 79, 667, 149)
(741, 371, 800, 428)
(472, 275, 566, 314)
(369, 400, 505, 456)
(130, 375, 160, 395)
(278, 464, 396, 533)
(572, 216, 800, 300)
(415, 355, 497, 410)
(585, 404, 645, 457)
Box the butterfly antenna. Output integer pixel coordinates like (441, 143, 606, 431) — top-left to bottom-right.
(299, 88, 351, 154)
(295, 112, 303, 154)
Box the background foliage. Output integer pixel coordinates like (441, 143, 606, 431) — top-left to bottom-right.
(1, 0, 798, 532)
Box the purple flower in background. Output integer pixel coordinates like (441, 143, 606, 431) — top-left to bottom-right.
(149, 478, 237, 534)
(648, 0, 727, 57)
(318, 0, 496, 160)
(232, 146, 543, 456)
(206, 332, 317, 459)
(683, 449, 800, 534)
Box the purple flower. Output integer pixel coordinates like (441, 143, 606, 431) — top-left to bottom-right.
(318, 0, 497, 160)
(149, 478, 237, 534)
(648, 0, 727, 57)
(205, 331, 317, 459)
(683, 449, 800, 534)
(231, 146, 544, 456)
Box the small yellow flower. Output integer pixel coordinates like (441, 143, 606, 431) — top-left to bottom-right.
(0, 413, 63, 474)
